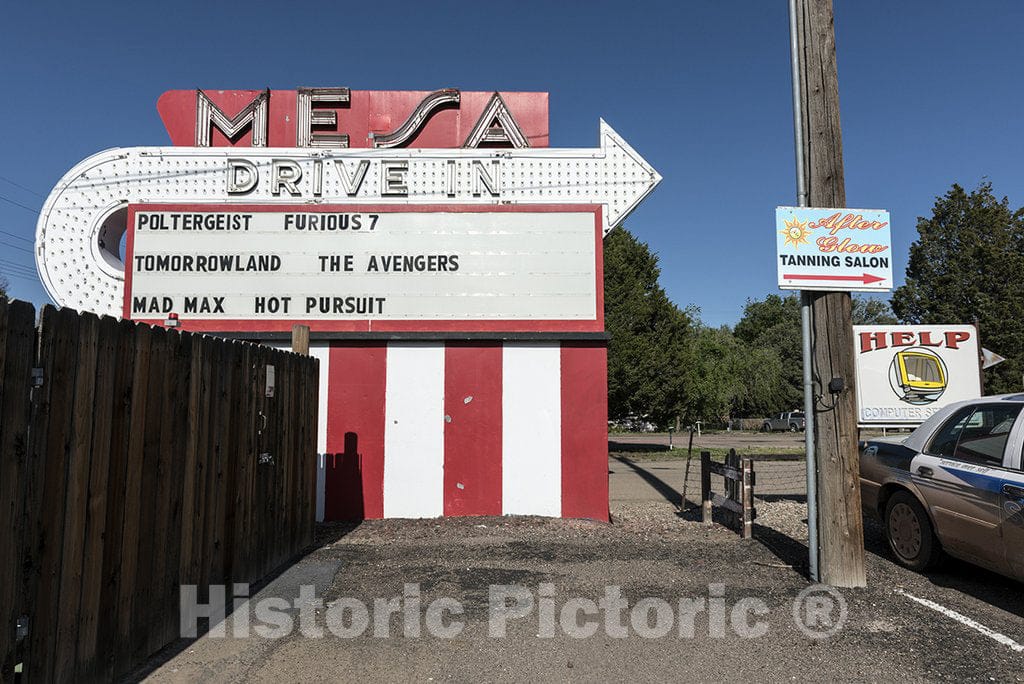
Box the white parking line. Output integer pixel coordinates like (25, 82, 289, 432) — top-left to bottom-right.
(896, 589, 1024, 653)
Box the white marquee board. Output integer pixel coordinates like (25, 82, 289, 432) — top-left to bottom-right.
(124, 206, 599, 324)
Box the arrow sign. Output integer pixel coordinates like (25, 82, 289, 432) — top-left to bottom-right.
(36, 121, 661, 317)
(982, 347, 1007, 369)
(783, 273, 886, 285)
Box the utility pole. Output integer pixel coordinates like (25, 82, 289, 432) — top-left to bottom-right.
(790, 0, 866, 588)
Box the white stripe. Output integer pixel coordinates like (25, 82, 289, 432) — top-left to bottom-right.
(383, 343, 445, 518)
(502, 343, 561, 516)
(309, 343, 330, 523)
(896, 589, 1024, 652)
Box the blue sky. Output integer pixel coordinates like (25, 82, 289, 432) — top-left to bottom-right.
(2, 0, 1023, 326)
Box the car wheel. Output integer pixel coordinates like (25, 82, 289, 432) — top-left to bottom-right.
(884, 491, 941, 571)
(789, 423, 798, 432)
(761, 423, 770, 432)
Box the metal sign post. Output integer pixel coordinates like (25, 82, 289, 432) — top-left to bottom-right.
(788, 0, 819, 582)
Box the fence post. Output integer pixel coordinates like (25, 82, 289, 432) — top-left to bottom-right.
(741, 457, 754, 539)
(700, 451, 712, 524)
(291, 324, 310, 355)
(726, 449, 739, 529)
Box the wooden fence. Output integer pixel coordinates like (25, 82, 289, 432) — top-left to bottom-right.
(0, 300, 319, 682)
(700, 449, 756, 538)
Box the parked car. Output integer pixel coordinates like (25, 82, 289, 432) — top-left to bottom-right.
(761, 411, 805, 432)
(608, 416, 657, 433)
(860, 394, 1024, 580)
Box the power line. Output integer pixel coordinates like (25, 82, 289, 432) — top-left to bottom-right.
(1, 272, 39, 284)
(0, 241, 32, 254)
(0, 194, 39, 214)
(0, 175, 44, 199)
(1, 267, 37, 277)
(0, 264, 36, 274)
(0, 230, 33, 244)
(0, 263, 37, 278)
(0, 257, 36, 273)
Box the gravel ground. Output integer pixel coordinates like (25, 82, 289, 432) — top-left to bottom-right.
(135, 452, 1024, 682)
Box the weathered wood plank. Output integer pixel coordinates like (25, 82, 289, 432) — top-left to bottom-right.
(94, 319, 137, 681)
(53, 311, 100, 680)
(254, 354, 273, 578)
(113, 322, 152, 675)
(208, 340, 232, 585)
(710, 494, 743, 515)
(177, 333, 204, 598)
(304, 355, 320, 547)
(199, 338, 224, 589)
(291, 324, 310, 356)
(221, 339, 244, 583)
(741, 458, 754, 539)
(129, 326, 172, 665)
(0, 300, 35, 682)
(26, 306, 80, 683)
(73, 314, 120, 679)
(234, 342, 257, 584)
(149, 330, 190, 655)
(275, 351, 292, 570)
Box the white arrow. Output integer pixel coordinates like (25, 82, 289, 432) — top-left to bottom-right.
(982, 347, 1006, 370)
(35, 121, 661, 317)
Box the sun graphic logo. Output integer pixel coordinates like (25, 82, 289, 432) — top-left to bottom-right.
(780, 218, 813, 248)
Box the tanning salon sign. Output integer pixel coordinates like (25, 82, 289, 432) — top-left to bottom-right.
(776, 206, 892, 292)
(854, 325, 982, 426)
(33, 88, 661, 329)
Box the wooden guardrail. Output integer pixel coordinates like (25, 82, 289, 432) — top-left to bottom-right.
(0, 300, 319, 682)
(700, 449, 755, 538)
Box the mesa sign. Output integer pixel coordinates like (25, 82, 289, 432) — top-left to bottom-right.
(35, 88, 661, 522)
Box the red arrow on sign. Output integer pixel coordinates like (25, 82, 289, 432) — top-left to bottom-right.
(783, 273, 886, 285)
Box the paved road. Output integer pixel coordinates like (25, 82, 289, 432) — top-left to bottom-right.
(610, 430, 805, 452)
(609, 454, 808, 503)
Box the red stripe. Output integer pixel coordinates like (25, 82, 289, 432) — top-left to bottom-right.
(443, 343, 503, 516)
(324, 342, 386, 520)
(560, 342, 609, 521)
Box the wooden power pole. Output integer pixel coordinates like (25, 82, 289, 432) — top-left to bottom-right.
(793, 0, 866, 587)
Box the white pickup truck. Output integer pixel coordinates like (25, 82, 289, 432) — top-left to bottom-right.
(761, 412, 806, 432)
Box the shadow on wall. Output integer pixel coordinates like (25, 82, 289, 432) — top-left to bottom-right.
(325, 432, 365, 521)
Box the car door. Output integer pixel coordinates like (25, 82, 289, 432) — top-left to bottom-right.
(910, 403, 1021, 574)
(997, 408, 1024, 580)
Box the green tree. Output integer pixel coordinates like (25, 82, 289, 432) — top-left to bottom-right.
(892, 182, 1024, 393)
(683, 326, 786, 423)
(604, 227, 695, 426)
(733, 294, 803, 411)
(851, 295, 897, 325)
(0, 276, 7, 299)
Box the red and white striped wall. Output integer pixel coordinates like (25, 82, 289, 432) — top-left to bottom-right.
(298, 340, 608, 522)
